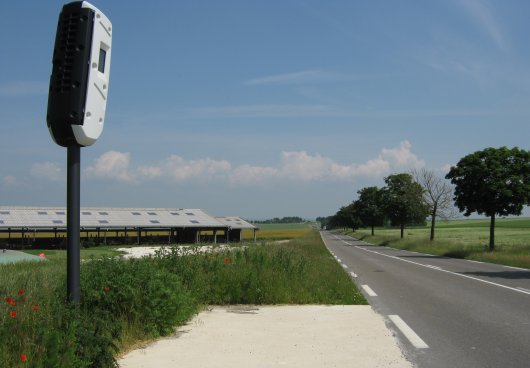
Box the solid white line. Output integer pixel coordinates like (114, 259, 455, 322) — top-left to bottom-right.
(389, 315, 429, 349)
(504, 265, 528, 271)
(350, 271, 358, 278)
(362, 285, 378, 296)
(517, 287, 530, 293)
(354, 245, 530, 296)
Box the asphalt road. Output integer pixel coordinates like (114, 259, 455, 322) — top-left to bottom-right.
(320, 231, 530, 368)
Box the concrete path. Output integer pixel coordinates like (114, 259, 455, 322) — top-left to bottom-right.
(119, 305, 412, 368)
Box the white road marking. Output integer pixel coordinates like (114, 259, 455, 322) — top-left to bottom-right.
(350, 271, 358, 278)
(361, 285, 378, 296)
(337, 258, 342, 263)
(517, 287, 530, 293)
(466, 260, 485, 265)
(504, 265, 528, 271)
(388, 315, 429, 349)
(425, 264, 442, 270)
(342, 264, 349, 269)
(354, 245, 530, 296)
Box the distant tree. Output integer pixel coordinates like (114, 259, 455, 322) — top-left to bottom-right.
(354, 186, 385, 236)
(446, 147, 530, 251)
(382, 173, 430, 238)
(411, 168, 455, 241)
(329, 203, 361, 232)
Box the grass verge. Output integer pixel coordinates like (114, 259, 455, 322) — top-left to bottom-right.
(1, 229, 364, 367)
(343, 223, 530, 269)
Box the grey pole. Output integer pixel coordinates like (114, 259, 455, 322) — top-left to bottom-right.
(67, 145, 81, 303)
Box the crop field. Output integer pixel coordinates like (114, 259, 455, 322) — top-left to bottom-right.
(345, 217, 530, 269)
(243, 223, 314, 241)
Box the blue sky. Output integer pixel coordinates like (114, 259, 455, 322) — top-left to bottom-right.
(1, 0, 529, 219)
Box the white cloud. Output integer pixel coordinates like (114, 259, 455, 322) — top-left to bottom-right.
(459, 0, 506, 50)
(30, 162, 62, 182)
(0, 81, 48, 96)
(243, 70, 343, 86)
(85, 141, 425, 186)
(243, 69, 389, 86)
(2, 175, 18, 187)
(380, 141, 425, 169)
(85, 151, 135, 183)
(138, 155, 232, 182)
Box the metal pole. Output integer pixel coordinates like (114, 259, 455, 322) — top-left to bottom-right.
(67, 145, 81, 303)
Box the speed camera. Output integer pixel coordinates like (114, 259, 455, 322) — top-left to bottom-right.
(46, 1, 112, 147)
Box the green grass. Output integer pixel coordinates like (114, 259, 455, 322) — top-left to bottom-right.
(243, 222, 313, 241)
(343, 217, 530, 269)
(1, 229, 364, 367)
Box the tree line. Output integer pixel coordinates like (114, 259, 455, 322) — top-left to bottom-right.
(319, 147, 530, 251)
(253, 216, 307, 224)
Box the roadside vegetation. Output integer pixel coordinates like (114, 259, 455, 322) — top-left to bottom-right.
(341, 217, 530, 269)
(1, 228, 364, 367)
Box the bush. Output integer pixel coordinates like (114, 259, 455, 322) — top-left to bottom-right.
(81, 258, 197, 337)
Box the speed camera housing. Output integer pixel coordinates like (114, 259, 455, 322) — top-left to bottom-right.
(47, 1, 112, 147)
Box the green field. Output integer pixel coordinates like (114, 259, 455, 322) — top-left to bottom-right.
(243, 222, 314, 241)
(343, 217, 530, 269)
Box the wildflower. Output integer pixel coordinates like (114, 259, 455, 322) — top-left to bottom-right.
(5, 296, 13, 304)
(223, 257, 232, 264)
(18, 290, 25, 295)
(38, 253, 47, 259)
(32, 305, 39, 311)
(10, 311, 17, 318)
(103, 287, 111, 292)
(9, 300, 16, 307)
(21, 354, 28, 362)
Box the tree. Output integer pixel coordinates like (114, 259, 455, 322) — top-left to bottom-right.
(329, 203, 362, 232)
(354, 186, 385, 236)
(382, 173, 430, 238)
(446, 147, 530, 251)
(411, 168, 455, 241)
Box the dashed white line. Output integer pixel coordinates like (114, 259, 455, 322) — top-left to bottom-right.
(361, 285, 378, 297)
(425, 264, 442, 270)
(342, 264, 349, 269)
(388, 315, 429, 349)
(350, 271, 358, 278)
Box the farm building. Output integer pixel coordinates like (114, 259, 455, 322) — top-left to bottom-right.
(0, 207, 258, 247)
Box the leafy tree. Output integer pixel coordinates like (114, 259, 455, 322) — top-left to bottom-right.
(382, 173, 430, 238)
(446, 147, 530, 251)
(354, 186, 385, 236)
(411, 168, 455, 241)
(329, 203, 362, 232)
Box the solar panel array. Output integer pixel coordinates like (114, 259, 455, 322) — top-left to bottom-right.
(215, 216, 257, 230)
(0, 207, 244, 230)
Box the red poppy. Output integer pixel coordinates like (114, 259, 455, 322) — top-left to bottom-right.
(5, 296, 12, 304)
(223, 258, 232, 264)
(103, 287, 111, 292)
(9, 300, 16, 307)
(32, 305, 39, 311)
(20, 354, 28, 362)
(10, 311, 17, 318)
(18, 290, 25, 295)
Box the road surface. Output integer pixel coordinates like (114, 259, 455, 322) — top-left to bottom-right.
(320, 231, 530, 368)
